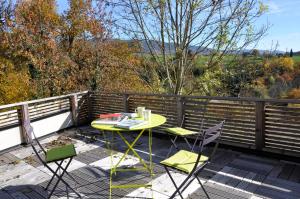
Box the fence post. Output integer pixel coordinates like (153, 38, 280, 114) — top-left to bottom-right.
(123, 94, 129, 113)
(177, 96, 185, 127)
(255, 101, 265, 150)
(70, 94, 78, 126)
(87, 91, 92, 121)
(19, 104, 31, 144)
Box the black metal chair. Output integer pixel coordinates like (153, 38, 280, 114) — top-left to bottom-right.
(160, 120, 225, 199)
(24, 121, 81, 199)
(165, 100, 208, 157)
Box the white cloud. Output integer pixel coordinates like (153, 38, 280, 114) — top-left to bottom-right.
(266, 1, 282, 14)
(265, 0, 300, 16)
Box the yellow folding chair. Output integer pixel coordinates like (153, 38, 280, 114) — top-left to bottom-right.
(166, 100, 208, 157)
(161, 121, 225, 199)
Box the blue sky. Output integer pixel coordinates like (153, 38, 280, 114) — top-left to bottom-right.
(257, 0, 300, 52)
(56, 0, 300, 52)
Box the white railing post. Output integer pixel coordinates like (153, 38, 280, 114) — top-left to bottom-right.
(19, 104, 31, 144)
(70, 94, 78, 126)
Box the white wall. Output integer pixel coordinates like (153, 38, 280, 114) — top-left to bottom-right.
(0, 111, 74, 151)
(31, 111, 73, 138)
(0, 126, 23, 151)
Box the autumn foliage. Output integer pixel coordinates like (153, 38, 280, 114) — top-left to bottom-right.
(287, 88, 300, 99)
(0, 58, 31, 104)
(0, 0, 148, 105)
(1, 0, 300, 104)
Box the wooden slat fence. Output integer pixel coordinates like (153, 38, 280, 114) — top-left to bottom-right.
(2, 91, 300, 157)
(89, 92, 257, 148)
(0, 91, 88, 151)
(77, 92, 90, 125)
(28, 98, 70, 121)
(89, 92, 300, 157)
(89, 93, 124, 118)
(184, 98, 256, 149)
(0, 109, 20, 129)
(128, 94, 178, 132)
(264, 102, 300, 156)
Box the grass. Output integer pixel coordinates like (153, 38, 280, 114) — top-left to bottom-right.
(194, 55, 262, 67)
(194, 55, 300, 67)
(292, 56, 300, 63)
(142, 54, 300, 67)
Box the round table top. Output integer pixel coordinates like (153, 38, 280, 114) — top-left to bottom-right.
(91, 114, 166, 131)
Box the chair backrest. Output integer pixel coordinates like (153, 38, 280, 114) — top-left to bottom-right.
(23, 121, 47, 164)
(181, 99, 209, 129)
(202, 121, 224, 146)
(190, 100, 210, 151)
(193, 120, 225, 171)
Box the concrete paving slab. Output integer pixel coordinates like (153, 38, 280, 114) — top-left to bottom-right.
(90, 152, 140, 171)
(125, 171, 204, 199)
(0, 161, 50, 187)
(37, 159, 86, 176)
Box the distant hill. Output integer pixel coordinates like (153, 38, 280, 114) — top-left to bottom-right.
(137, 40, 212, 55)
(122, 39, 286, 55)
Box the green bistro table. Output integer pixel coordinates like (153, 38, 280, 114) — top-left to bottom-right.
(91, 114, 166, 198)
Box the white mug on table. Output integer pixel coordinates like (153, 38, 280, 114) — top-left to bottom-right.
(136, 107, 145, 117)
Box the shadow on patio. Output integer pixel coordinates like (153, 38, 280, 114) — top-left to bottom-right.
(1, 126, 300, 199)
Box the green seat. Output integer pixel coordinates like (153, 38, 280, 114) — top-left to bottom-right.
(46, 144, 76, 163)
(160, 149, 208, 173)
(166, 127, 198, 136)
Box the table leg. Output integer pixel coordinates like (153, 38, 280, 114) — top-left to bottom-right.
(109, 129, 154, 198)
(115, 130, 151, 172)
(109, 131, 115, 199)
(149, 128, 154, 199)
(149, 128, 153, 176)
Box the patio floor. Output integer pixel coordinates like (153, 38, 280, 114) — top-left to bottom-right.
(1, 126, 300, 199)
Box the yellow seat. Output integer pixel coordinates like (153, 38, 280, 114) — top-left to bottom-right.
(166, 127, 198, 136)
(160, 150, 208, 173)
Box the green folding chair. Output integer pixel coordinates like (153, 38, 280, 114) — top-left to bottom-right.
(160, 121, 225, 199)
(24, 121, 81, 199)
(165, 100, 208, 157)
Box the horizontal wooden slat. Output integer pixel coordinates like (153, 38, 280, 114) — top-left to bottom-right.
(2, 91, 300, 156)
(264, 101, 300, 155)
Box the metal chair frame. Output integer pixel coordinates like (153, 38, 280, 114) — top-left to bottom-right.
(24, 121, 81, 199)
(164, 120, 225, 199)
(167, 100, 209, 157)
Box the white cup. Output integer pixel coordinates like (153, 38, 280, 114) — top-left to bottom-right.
(136, 107, 145, 118)
(143, 109, 151, 122)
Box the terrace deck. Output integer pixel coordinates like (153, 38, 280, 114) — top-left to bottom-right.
(1, 126, 300, 199)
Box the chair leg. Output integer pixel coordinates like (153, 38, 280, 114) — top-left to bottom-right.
(180, 165, 207, 193)
(196, 176, 210, 199)
(168, 136, 195, 157)
(165, 167, 184, 199)
(167, 136, 179, 157)
(47, 158, 72, 199)
(46, 158, 81, 199)
(183, 137, 192, 150)
(180, 175, 197, 193)
(168, 170, 196, 199)
(45, 160, 64, 190)
(192, 136, 199, 152)
(54, 161, 80, 190)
